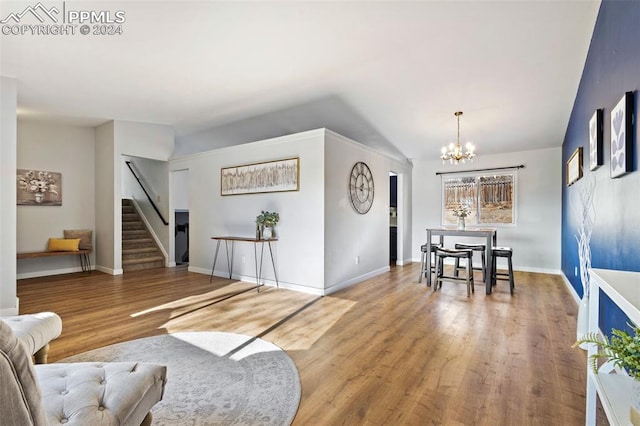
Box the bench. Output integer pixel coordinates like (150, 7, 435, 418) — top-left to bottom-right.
(17, 249, 92, 272)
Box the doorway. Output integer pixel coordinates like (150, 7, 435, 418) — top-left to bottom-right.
(172, 169, 189, 265)
(390, 173, 398, 264)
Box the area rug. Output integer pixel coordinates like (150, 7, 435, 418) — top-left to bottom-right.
(61, 332, 301, 425)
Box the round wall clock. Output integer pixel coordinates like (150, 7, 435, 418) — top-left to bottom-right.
(349, 161, 374, 214)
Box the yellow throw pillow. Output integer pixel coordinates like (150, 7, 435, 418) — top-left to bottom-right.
(47, 238, 81, 252)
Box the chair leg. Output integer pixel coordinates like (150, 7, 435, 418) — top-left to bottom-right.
(140, 412, 153, 426)
(480, 250, 486, 282)
(454, 257, 460, 277)
(467, 256, 474, 296)
(435, 256, 444, 290)
(492, 254, 497, 286)
(508, 256, 515, 295)
(419, 250, 426, 282)
(34, 344, 49, 364)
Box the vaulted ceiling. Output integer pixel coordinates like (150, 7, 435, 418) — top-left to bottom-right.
(1, 1, 600, 161)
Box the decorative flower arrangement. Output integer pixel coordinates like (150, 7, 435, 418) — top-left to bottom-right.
(451, 205, 471, 218)
(574, 324, 640, 380)
(256, 210, 280, 227)
(17, 170, 58, 195)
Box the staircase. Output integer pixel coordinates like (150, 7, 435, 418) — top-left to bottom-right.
(122, 199, 165, 272)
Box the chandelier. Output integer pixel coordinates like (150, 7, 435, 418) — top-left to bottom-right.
(441, 111, 476, 164)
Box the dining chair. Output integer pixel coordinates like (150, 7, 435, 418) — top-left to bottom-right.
(491, 246, 515, 294)
(453, 243, 487, 282)
(434, 247, 475, 297)
(418, 243, 441, 284)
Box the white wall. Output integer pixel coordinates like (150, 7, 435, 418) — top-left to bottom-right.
(94, 120, 174, 274)
(122, 155, 170, 257)
(172, 169, 189, 211)
(412, 147, 562, 272)
(95, 122, 118, 273)
(16, 121, 96, 278)
(117, 121, 174, 161)
(171, 129, 326, 293)
(324, 130, 412, 293)
(0, 76, 17, 315)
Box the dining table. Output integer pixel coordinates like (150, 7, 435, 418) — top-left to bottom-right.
(422, 226, 498, 294)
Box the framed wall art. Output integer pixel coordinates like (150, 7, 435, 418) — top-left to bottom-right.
(566, 147, 583, 187)
(17, 169, 62, 206)
(589, 108, 603, 170)
(610, 91, 634, 178)
(221, 157, 299, 196)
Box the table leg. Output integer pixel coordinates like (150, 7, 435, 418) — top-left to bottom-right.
(254, 242, 260, 292)
(268, 241, 279, 288)
(210, 240, 221, 283)
(223, 241, 234, 279)
(258, 242, 266, 292)
(425, 230, 432, 287)
(230, 241, 235, 278)
(485, 233, 493, 295)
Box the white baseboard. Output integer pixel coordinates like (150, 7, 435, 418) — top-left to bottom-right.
(324, 266, 391, 295)
(561, 273, 581, 304)
(95, 265, 123, 275)
(189, 265, 389, 296)
(190, 265, 324, 294)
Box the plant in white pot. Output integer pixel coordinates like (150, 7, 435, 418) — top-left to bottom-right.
(255, 210, 279, 240)
(574, 324, 640, 425)
(451, 204, 471, 230)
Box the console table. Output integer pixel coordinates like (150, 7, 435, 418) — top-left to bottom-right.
(210, 236, 279, 292)
(423, 227, 497, 294)
(585, 269, 640, 425)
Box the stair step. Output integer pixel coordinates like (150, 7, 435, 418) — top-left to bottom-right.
(123, 222, 145, 230)
(123, 255, 164, 266)
(123, 248, 161, 260)
(122, 213, 139, 222)
(123, 230, 148, 238)
(123, 261, 164, 272)
(122, 239, 154, 249)
(123, 247, 158, 255)
(121, 198, 164, 272)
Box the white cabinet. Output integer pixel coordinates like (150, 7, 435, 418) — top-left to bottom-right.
(586, 269, 640, 425)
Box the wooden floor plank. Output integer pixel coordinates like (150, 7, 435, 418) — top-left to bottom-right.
(16, 264, 605, 425)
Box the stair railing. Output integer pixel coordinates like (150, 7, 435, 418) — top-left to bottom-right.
(125, 161, 169, 226)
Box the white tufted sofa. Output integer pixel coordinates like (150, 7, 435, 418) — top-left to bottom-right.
(0, 320, 167, 425)
(1, 312, 62, 363)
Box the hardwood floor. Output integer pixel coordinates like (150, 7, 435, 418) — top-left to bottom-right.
(17, 264, 594, 425)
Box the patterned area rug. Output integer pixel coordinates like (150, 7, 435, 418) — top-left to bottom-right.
(62, 332, 301, 425)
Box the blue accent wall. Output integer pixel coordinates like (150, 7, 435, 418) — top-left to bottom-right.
(562, 0, 640, 335)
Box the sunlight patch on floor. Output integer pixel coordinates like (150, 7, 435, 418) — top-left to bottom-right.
(129, 282, 253, 317)
(268, 296, 357, 351)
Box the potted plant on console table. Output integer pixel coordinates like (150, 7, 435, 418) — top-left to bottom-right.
(255, 210, 279, 240)
(575, 323, 640, 425)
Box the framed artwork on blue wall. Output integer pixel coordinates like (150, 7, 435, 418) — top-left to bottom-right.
(589, 109, 603, 170)
(610, 91, 634, 178)
(566, 147, 583, 186)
